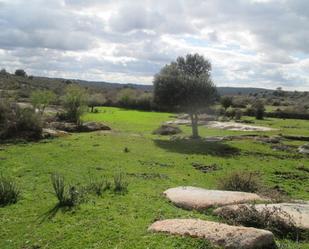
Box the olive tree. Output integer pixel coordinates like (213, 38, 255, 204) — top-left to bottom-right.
(154, 54, 217, 138)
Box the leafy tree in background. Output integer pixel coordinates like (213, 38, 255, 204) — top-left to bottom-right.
(63, 85, 87, 124)
(253, 100, 265, 120)
(87, 93, 106, 112)
(221, 96, 233, 111)
(30, 90, 56, 115)
(154, 53, 217, 138)
(15, 69, 27, 77)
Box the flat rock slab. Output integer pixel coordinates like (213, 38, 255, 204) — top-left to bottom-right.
(149, 219, 276, 249)
(206, 121, 277, 132)
(164, 187, 266, 210)
(214, 203, 309, 230)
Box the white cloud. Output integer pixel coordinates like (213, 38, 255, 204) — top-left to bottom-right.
(0, 0, 308, 90)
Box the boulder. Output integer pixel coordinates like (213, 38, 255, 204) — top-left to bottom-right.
(164, 186, 266, 210)
(148, 219, 276, 249)
(49, 121, 111, 132)
(214, 202, 309, 230)
(153, 125, 182, 135)
(42, 128, 69, 138)
(298, 144, 309, 154)
(79, 122, 111, 132)
(50, 122, 78, 132)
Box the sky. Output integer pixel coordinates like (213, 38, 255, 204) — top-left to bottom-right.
(0, 0, 309, 90)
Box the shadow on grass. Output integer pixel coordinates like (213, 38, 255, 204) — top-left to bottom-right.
(153, 139, 240, 157)
(38, 204, 73, 223)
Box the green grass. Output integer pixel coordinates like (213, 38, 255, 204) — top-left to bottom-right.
(0, 107, 308, 249)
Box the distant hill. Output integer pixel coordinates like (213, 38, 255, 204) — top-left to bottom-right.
(0, 72, 293, 99)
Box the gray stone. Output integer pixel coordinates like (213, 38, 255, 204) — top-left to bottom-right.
(298, 144, 309, 154)
(149, 219, 276, 249)
(164, 186, 266, 210)
(153, 125, 182, 135)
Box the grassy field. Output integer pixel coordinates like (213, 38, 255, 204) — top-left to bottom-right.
(0, 107, 309, 249)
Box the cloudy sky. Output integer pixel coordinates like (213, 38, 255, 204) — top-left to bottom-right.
(0, 0, 309, 90)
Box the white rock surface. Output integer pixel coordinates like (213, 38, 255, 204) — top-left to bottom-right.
(149, 219, 276, 249)
(214, 202, 309, 230)
(164, 187, 266, 210)
(206, 121, 277, 131)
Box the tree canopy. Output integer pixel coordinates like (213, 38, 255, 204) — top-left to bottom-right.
(153, 53, 217, 138)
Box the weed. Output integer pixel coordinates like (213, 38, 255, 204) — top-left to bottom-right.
(86, 175, 111, 196)
(51, 173, 83, 207)
(0, 173, 20, 206)
(113, 173, 128, 193)
(217, 204, 301, 239)
(218, 171, 261, 193)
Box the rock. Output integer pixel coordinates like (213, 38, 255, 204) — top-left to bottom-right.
(79, 122, 111, 132)
(153, 125, 182, 135)
(282, 135, 309, 142)
(214, 203, 309, 230)
(148, 219, 276, 249)
(256, 136, 281, 144)
(50, 122, 78, 132)
(49, 121, 111, 132)
(164, 186, 266, 210)
(298, 144, 309, 154)
(42, 128, 69, 138)
(206, 121, 277, 132)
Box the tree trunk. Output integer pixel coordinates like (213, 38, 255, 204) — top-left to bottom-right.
(91, 106, 94, 113)
(190, 113, 199, 139)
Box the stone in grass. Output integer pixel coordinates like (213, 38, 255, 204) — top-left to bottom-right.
(164, 186, 266, 210)
(148, 219, 276, 249)
(214, 202, 309, 230)
(153, 125, 182, 135)
(298, 144, 309, 155)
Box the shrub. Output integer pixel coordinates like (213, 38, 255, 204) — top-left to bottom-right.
(218, 171, 261, 193)
(0, 100, 42, 140)
(217, 204, 301, 239)
(0, 174, 20, 206)
(253, 100, 265, 120)
(220, 96, 233, 110)
(225, 107, 236, 119)
(234, 108, 242, 120)
(62, 85, 87, 124)
(51, 173, 83, 207)
(113, 173, 128, 193)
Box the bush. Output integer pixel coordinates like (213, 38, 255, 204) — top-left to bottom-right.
(113, 173, 128, 193)
(62, 85, 87, 124)
(234, 108, 242, 120)
(217, 204, 301, 239)
(51, 173, 83, 207)
(0, 100, 42, 140)
(0, 174, 20, 206)
(225, 107, 236, 118)
(218, 171, 261, 193)
(253, 101, 265, 120)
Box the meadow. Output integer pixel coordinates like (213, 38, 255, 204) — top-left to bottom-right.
(0, 107, 308, 249)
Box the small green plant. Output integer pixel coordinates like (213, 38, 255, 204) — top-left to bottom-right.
(51, 173, 83, 207)
(0, 174, 20, 206)
(218, 171, 261, 193)
(86, 175, 111, 196)
(113, 173, 128, 193)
